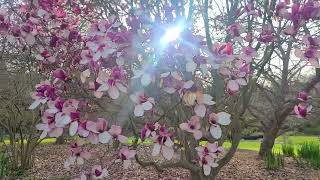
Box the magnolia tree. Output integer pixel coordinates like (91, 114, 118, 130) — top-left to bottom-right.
(1, 0, 320, 179)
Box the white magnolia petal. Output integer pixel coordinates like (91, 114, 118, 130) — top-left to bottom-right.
(97, 84, 109, 92)
(163, 87, 176, 94)
(142, 101, 153, 110)
(115, 83, 127, 93)
(183, 80, 194, 89)
(152, 143, 161, 156)
(29, 100, 41, 110)
(236, 78, 247, 86)
(203, 165, 211, 176)
(227, 80, 239, 92)
(118, 135, 128, 144)
(134, 105, 144, 117)
(217, 112, 231, 125)
(210, 125, 222, 139)
(99, 131, 112, 144)
(164, 138, 174, 147)
(39, 131, 48, 139)
(202, 94, 215, 105)
(69, 121, 78, 136)
(108, 86, 120, 99)
(162, 146, 174, 160)
(194, 104, 206, 117)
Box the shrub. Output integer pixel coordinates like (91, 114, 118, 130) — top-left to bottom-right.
(297, 142, 320, 169)
(282, 144, 295, 157)
(263, 151, 284, 170)
(0, 150, 9, 178)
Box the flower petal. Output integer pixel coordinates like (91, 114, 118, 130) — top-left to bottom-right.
(134, 104, 144, 117)
(152, 143, 161, 156)
(194, 104, 206, 117)
(210, 125, 222, 139)
(108, 86, 120, 99)
(69, 121, 78, 136)
(142, 101, 153, 111)
(217, 112, 231, 125)
(202, 94, 215, 105)
(162, 146, 174, 160)
(227, 80, 239, 92)
(29, 100, 41, 110)
(99, 131, 112, 144)
(118, 135, 128, 144)
(193, 130, 203, 140)
(203, 164, 211, 176)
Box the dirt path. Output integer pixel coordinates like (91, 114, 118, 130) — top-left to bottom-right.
(24, 144, 320, 180)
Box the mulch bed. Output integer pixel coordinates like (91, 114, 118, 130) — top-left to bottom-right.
(24, 144, 320, 180)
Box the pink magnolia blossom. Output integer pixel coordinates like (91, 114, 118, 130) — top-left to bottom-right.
(89, 81, 104, 98)
(35, 48, 55, 63)
(192, 92, 215, 117)
(208, 112, 231, 139)
(118, 146, 136, 169)
(185, 55, 208, 74)
(294, 104, 312, 118)
(80, 50, 94, 65)
(80, 69, 91, 83)
(29, 81, 58, 109)
(295, 47, 320, 67)
(36, 112, 63, 139)
(132, 66, 154, 86)
(88, 20, 111, 37)
(258, 25, 273, 43)
(196, 143, 224, 176)
(303, 35, 320, 48)
(151, 126, 175, 160)
(20, 23, 36, 45)
(108, 125, 128, 144)
(64, 141, 91, 168)
(297, 91, 310, 101)
(239, 46, 257, 63)
(130, 91, 155, 117)
(91, 165, 108, 179)
(96, 66, 127, 99)
(86, 36, 116, 61)
(228, 23, 241, 38)
(179, 116, 203, 140)
(47, 98, 79, 129)
(220, 63, 249, 95)
(140, 122, 159, 141)
(52, 68, 68, 82)
(160, 71, 194, 94)
(77, 120, 91, 138)
(85, 118, 112, 144)
(210, 42, 233, 68)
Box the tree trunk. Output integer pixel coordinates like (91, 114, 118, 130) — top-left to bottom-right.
(259, 123, 280, 156)
(189, 172, 211, 180)
(55, 136, 65, 144)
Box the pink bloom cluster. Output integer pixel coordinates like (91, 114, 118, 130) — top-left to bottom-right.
(294, 91, 312, 118)
(196, 143, 224, 176)
(295, 35, 320, 68)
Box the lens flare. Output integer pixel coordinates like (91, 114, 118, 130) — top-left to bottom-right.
(160, 26, 184, 45)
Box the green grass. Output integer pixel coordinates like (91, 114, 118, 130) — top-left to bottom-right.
(1, 138, 57, 145)
(1, 136, 319, 152)
(222, 135, 320, 152)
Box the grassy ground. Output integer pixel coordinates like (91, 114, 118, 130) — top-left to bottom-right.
(223, 135, 320, 152)
(2, 135, 319, 152)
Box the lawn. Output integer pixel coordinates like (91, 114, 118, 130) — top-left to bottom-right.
(223, 135, 320, 152)
(2, 135, 319, 152)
